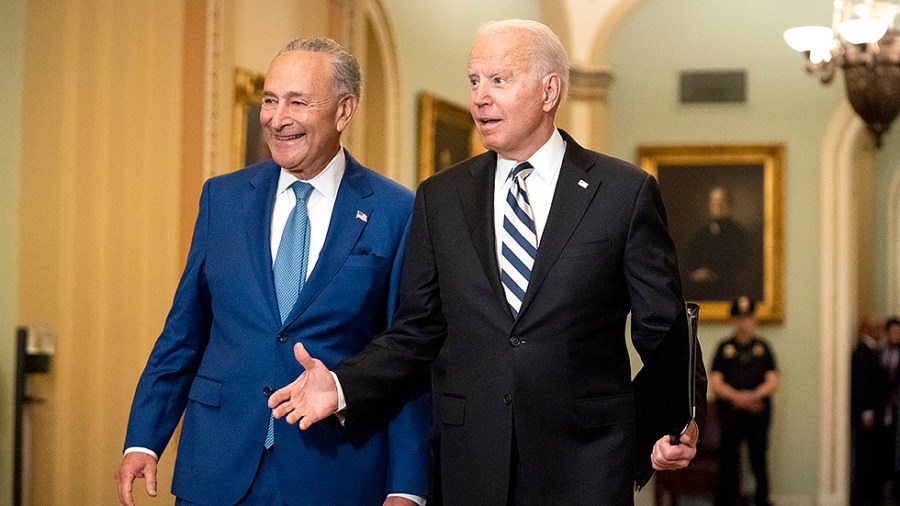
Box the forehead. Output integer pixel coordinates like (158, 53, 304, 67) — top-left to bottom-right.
(468, 30, 532, 73)
(264, 51, 333, 93)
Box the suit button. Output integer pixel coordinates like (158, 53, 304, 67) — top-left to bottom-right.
(503, 394, 512, 405)
(263, 386, 274, 397)
(277, 331, 288, 343)
(509, 337, 521, 347)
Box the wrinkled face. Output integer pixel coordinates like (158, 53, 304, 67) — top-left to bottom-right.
(260, 51, 356, 178)
(708, 187, 732, 219)
(467, 30, 558, 161)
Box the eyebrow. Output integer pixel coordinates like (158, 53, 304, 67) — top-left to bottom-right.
(262, 90, 309, 99)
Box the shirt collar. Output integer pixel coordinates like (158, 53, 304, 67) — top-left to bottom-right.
(496, 128, 566, 184)
(276, 147, 346, 201)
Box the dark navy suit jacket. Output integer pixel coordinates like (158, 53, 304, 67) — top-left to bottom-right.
(337, 132, 706, 505)
(125, 152, 431, 505)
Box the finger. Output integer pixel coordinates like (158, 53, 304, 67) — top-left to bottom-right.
(144, 461, 158, 497)
(286, 409, 303, 425)
(271, 402, 293, 419)
(680, 430, 697, 448)
(117, 471, 135, 506)
(294, 342, 316, 369)
(267, 385, 292, 409)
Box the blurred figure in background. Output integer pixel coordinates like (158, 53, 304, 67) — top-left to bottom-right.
(710, 296, 779, 506)
(852, 313, 890, 506)
(883, 317, 900, 503)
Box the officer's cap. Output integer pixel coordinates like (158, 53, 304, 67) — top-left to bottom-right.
(730, 296, 756, 317)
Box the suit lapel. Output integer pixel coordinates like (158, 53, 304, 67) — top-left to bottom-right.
(283, 154, 371, 326)
(517, 134, 601, 318)
(458, 152, 511, 318)
(246, 161, 282, 325)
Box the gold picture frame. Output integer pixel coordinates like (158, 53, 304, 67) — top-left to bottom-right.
(417, 92, 481, 182)
(231, 67, 270, 170)
(638, 144, 784, 322)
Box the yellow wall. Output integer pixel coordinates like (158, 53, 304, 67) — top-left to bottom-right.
(18, 1, 188, 503)
(1, 0, 26, 503)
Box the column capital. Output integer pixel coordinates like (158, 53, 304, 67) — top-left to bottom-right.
(568, 65, 614, 102)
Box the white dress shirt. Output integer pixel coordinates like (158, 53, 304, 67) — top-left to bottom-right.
(269, 150, 344, 270)
(492, 128, 566, 266)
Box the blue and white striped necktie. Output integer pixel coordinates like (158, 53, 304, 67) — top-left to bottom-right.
(500, 162, 536, 319)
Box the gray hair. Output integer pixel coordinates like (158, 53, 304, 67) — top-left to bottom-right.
(278, 37, 361, 98)
(478, 19, 570, 102)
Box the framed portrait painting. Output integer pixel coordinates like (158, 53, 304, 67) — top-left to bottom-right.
(232, 67, 271, 170)
(417, 92, 481, 182)
(638, 144, 784, 322)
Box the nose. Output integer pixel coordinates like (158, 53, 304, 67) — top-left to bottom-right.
(471, 83, 491, 107)
(264, 102, 291, 129)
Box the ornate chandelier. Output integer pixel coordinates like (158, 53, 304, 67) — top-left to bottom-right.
(784, 0, 900, 147)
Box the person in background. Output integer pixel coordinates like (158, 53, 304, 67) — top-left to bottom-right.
(265, 19, 706, 505)
(710, 296, 779, 506)
(684, 186, 758, 302)
(113, 37, 430, 506)
(884, 317, 900, 502)
(852, 313, 890, 506)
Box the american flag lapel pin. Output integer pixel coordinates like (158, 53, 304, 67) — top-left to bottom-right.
(577, 179, 589, 189)
(356, 210, 368, 223)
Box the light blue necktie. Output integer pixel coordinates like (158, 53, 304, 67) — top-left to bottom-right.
(266, 180, 314, 449)
(500, 162, 536, 319)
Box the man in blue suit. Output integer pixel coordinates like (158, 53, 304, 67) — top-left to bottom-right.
(114, 37, 430, 506)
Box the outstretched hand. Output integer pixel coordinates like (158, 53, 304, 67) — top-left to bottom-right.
(268, 342, 339, 430)
(650, 419, 699, 471)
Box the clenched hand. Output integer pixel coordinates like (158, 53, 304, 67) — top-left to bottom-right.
(650, 419, 699, 471)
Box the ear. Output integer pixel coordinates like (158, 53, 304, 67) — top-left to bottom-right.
(541, 73, 561, 113)
(335, 95, 359, 133)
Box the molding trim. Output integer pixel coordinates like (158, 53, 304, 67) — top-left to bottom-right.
(818, 101, 868, 505)
(352, 0, 402, 182)
(202, 0, 224, 179)
(568, 65, 613, 101)
(889, 165, 900, 312)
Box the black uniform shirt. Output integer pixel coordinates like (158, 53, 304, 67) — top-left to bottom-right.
(712, 336, 777, 397)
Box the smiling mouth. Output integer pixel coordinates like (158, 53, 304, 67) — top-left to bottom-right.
(275, 133, 305, 141)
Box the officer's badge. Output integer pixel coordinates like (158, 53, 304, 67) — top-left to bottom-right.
(752, 343, 765, 357)
(723, 344, 736, 359)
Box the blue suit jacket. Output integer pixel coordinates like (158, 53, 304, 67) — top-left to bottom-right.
(124, 153, 431, 505)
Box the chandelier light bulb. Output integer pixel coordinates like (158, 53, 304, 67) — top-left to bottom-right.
(787, 0, 900, 147)
(783, 25, 836, 52)
(837, 18, 888, 43)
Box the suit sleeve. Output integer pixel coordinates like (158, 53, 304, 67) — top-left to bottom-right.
(382, 213, 433, 498)
(626, 174, 708, 488)
(336, 182, 448, 425)
(123, 180, 213, 457)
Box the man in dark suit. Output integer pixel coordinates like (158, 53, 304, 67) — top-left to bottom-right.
(852, 314, 890, 506)
(270, 20, 706, 505)
(114, 37, 430, 506)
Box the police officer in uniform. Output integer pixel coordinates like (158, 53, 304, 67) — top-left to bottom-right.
(710, 296, 779, 506)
